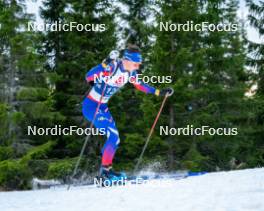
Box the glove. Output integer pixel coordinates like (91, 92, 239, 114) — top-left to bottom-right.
(88, 81, 94, 87)
(102, 50, 120, 67)
(109, 50, 119, 60)
(158, 87, 174, 97)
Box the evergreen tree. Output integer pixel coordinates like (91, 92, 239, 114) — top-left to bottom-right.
(112, 0, 157, 170)
(149, 0, 208, 170)
(40, 0, 116, 170)
(0, 0, 56, 190)
(149, 0, 248, 171)
(0, 0, 28, 146)
(0, 0, 48, 153)
(246, 0, 264, 94)
(246, 0, 264, 166)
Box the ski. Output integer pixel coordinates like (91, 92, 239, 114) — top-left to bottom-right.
(32, 171, 208, 189)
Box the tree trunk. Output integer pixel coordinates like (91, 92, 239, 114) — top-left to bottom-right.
(167, 34, 175, 170)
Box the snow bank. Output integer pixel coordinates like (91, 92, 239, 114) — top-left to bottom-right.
(0, 168, 263, 211)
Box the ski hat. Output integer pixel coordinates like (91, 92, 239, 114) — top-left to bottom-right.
(123, 49, 142, 63)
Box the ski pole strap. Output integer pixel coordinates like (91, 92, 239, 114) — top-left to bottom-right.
(134, 94, 169, 174)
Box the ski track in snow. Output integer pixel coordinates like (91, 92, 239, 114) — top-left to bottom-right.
(0, 168, 264, 211)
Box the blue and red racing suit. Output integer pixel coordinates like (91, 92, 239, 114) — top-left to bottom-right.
(82, 60, 157, 166)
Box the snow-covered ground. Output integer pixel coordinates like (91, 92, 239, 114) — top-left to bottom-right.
(0, 168, 263, 211)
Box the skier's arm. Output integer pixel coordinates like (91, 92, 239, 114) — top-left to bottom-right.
(85, 62, 114, 87)
(85, 64, 105, 82)
(86, 50, 119, 83)
(130, 71, 159, 95)
(130, 71, 174, 97)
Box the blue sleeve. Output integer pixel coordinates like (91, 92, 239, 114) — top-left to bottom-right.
(130, 71, 156, 94)
(85, 64, 105, 82)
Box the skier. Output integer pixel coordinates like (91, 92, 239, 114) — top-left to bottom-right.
(82, 44, 174, 181)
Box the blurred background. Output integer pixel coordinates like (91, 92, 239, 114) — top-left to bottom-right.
(0, 0, 263, 190)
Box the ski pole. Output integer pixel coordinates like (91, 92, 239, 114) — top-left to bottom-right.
(134, 94, 169, 174)
(67, 83, 107, 190)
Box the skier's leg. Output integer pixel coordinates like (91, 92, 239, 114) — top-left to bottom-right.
(82, 97, 120, 166)
(82, 97, 100, 122)
(90, 107, 119, 166)
(100, 119, 119, 166)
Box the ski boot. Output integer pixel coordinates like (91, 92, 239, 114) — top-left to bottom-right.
(97, 165, 127, 187)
